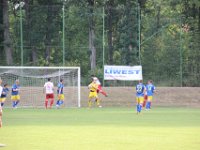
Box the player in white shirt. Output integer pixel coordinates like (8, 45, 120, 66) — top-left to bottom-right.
(0, 79, 3, 128)
(43, 78, 54, 109)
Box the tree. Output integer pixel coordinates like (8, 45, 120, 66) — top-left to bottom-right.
(105, 0, 114, 64)
(116, 0, 139, 65)
(3, 0, 13, 65)
(88, 0, 96, 70)
(0, 0, 3, 59)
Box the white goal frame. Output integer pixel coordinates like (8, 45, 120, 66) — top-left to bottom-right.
(0, 66, 81, 108)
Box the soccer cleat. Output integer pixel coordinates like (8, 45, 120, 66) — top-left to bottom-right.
(13, 106, 18, 109)
(56, 104, 60, 109)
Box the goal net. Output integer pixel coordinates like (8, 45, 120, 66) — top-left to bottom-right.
(0, 66, 81, 108)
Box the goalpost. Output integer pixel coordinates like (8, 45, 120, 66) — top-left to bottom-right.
(0, 66, 81, 108)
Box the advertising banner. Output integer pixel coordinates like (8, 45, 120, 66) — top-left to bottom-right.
(104, 65, 142, 81)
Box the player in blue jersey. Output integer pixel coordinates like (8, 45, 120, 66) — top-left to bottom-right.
(0, 84, 9, 107)
(0, 104, 2, 128)
(145, 80, 156, 110)
(11, 80, 20, 108)
(56, 79, 64, 108)
(136, 80, 146, 114)
(0, 79, 3, 127)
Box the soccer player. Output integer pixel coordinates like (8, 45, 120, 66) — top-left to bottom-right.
(0, 79, 3, 128)
(0, 79, 3, 101)
(11, 79, 20, 108)
(136, 80, 146, 114)
(56, 79, 64, 108)
(145, 80, 156, 110)
(0, 105, 2, 128)
(91, 75, 108, 97)
(91, 75, 107, 107)
(88, 77, 100, 108)
(43, 78, 54, 109)
(0, 84, 9, 107)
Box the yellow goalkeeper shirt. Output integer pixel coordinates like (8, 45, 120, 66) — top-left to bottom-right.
(88, 82, 98, 93)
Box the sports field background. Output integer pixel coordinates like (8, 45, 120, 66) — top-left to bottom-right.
(1, 87, 200, 150)
(0, 107, 200, 150)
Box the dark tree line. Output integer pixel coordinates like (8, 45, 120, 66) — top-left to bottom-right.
(0, 0, 199, 86)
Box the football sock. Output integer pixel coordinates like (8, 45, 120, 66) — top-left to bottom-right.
(15, 100, 19, 106)
(50, 99, 54, 107)
(143, 101, 146, 107)
(146, 102, 149, 109)
(88, 100, 92, 108)
(1, 103, 4, 107)
(137, 104, 139, 112)
(139, 104, 142, 112)
(96, 99, 100, 106)
(59, 100, 64, 105)
(45, 100, 48, 108)
(56, 100, 60, 105)
(12, 101, 16, 107)
(147, 101, 151, 109)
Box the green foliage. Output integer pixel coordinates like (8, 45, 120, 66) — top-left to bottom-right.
(141, 0, 200, 86)
(112, 50, 121, 65)
(1, 0, 200, 86)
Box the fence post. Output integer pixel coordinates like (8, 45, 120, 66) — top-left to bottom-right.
(179, 16, 183, 87)
(102, 7, 105, 87)
(20, 3, 23, 66)
(138, 1, 141, 65)
(62, 1, 66, 66)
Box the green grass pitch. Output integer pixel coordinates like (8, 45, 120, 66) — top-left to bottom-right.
(0, 107, 200, 150)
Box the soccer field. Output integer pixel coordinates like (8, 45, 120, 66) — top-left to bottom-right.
(0, 107, 200, 150)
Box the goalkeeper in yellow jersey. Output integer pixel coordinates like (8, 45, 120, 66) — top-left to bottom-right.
(88, 77, 101, 108)
(0, 79, 3, 128)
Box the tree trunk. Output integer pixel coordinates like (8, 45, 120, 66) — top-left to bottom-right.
(106, 0, 114, 64)
(25, 0, 37, 65)
(156, 6, 161, 29)
(31, 46, 37, 64)
(199, 6, 200, 32)
(45, 5, 52, 66)
(0, 0, 3, 55)
(3, 0, 13, 65)
(88, 0, 96, 70)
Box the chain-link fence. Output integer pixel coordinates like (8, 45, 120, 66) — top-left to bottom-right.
(1, 2, 199, 86)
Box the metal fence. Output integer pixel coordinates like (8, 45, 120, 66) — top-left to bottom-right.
(1, 2, 199, 86)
